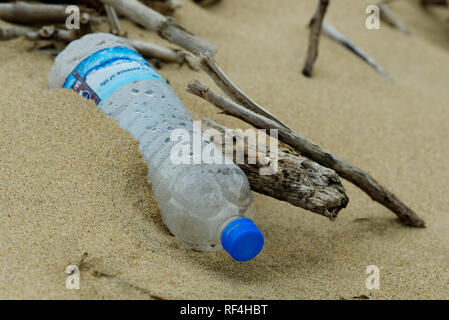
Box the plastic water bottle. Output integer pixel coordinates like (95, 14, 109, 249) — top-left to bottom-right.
(48, 33, 264, 261)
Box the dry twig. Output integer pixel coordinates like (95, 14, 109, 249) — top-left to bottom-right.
(100, 0, 217, 55)
(193, 0, 223, 7)
(0, 23, 189, 65)
(0, 1, 71, 24)
(142, 0, 182, 15)
(120, 37, 189, 64)
(322, 20, 394, 81)
(201, 118, 349, 218)
(379, 2, 410, 35)
(187, 75, 425, 227)
(25, 26, 78, 43)
(198, 55, 288, 128)
(302, 0, 329, 77)
(0, 24, 35, 40)
(104, 4, 126, 36)
(421, 0, 448, 6)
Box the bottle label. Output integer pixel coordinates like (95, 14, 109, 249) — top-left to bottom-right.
(63, 46, 164, 105)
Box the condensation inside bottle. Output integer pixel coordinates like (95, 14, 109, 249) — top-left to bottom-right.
(101, 80, 255, 251)
(48, 33, 257, 254)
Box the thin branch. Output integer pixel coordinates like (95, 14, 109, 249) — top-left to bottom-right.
(379, 2, 410, 35)
(192, 0, 223, 7)
(187, 79, 425, 227)
(141, 0, 182, 15)
(302, 0, 329, 77)
(104, 4, 126, 36)
(9, 24, 190, 65)
(421, 0, 448, 6)
(25, 26, 78, 43)
(120, 37, 189, 63)
(0, 1, 69, 24)
(201, 117, 349, 219)
(0, 24, 35, 40)
(198, 55, 288, 128)
(322, 20, 394, 81)
(100, 0, 217, 55)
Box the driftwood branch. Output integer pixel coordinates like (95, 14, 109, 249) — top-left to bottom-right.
(0, 24, 35, 40)
(0, 2, 69, 24)
(141, 0, 182, 15)
(104, 4, 126, 36)
(120, 37, 188, 63)
(421, 0, 448, 6)
(0, 23, 187, 65)
(187, 79, 425, 227)
(201, 118, 349, 219)
(193, 0, 223, 7)
(198, 55, 288, 128)
(302, 0, 329, 77)
(25, 26, 78, 43)
(379, 2, 410, 35)
(100, 0, 217, 55)
(322, 20, 394, 81)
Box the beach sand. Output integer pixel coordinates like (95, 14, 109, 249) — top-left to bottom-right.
(0, 0, 448, 299)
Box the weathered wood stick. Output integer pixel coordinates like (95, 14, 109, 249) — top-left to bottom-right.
(120, 37, 187, 63)
(104, 4, 126, 36)
(12, 24, 187, 64)
(100, 0, 217, 55)
(0, 25, 35, 40)
(25, 26, 78, 43)
(0, 2, 69, 24)
(201, 117, 349, 219)
(192, 0, 223, 7)
(421, 0, 448, 6)
(141, 0, 182, 15)
(187, 80, 426, 227)
(379, 2, 410, 35)
(322, 20, 394, 81)
(302, 0, 329, 77)
(198, 55, 288, 128)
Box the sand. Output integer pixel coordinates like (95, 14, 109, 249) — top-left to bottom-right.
(0, 0, 448, 299)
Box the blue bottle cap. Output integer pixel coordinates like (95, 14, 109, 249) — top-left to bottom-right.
(221, 218, 264, 262)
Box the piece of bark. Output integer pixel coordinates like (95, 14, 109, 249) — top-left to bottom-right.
(0, 2, 70, 24)
(379, 2, 410, 35)
(0, 25, 35, 40)
(100, 0, 217, 55)
(322, 20, 394, 82)
(201, 117, 349, 219)
(187, 80, 425, 228)
(302, 0, 329, 77)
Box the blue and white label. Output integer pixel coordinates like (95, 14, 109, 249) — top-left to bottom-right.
(64, 46, 164, 105)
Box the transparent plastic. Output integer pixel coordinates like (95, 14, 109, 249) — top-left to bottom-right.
(49, 33, 260, 255)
